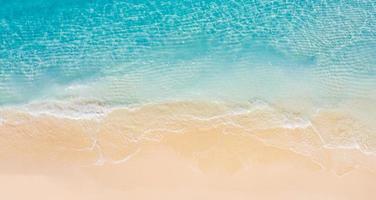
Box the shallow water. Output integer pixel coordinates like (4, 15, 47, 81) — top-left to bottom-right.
(1, 0, 375, 104)
(0, 1, 376, 199)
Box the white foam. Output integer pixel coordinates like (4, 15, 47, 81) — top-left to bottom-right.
(281, 115, 312, 129)
(17, 99, 113, 120)
(323, 142, 376, 156)
(0, 116, 4, 125)
(112, 148, 141, 164)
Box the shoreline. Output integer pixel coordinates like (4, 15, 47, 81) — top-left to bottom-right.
(1, 128, 376, 200)
(0, 100, 375, 199)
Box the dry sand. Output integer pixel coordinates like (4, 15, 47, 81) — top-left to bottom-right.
(0, 101, 375, 199)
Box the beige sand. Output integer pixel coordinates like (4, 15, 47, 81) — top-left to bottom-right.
(0, 101, 375, 199)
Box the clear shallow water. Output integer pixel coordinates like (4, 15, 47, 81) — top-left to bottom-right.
(0, 0, 376, 158)
(0, 0, 375, 105)
(0, 0, 376, 152)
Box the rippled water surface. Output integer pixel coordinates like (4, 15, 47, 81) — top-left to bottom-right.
(0, 0, 375, 104)
(0, 0, 376, 174)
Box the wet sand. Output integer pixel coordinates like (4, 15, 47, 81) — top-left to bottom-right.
(0, 101, 375, 199)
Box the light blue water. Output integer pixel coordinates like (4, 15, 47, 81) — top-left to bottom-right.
(0, 0, 375, 105)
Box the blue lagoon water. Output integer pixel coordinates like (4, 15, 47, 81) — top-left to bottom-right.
(0, 0, 375, 105)
(0, 0, 376, 177)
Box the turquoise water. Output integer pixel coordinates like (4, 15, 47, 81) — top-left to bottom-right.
(0, 0, 375, 105)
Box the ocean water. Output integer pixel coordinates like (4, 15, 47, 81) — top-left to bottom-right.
(0, 0, 376, 168)
(1, 0, 375, 104)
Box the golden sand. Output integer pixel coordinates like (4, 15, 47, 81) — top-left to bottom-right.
(0, 101, 375, 199)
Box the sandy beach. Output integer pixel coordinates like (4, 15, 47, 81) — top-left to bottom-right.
(0, 101, 375, 200)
